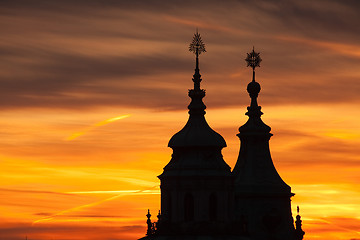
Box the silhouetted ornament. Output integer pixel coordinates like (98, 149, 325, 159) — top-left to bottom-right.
(189, 30, 206, 56)
(245, 46, 262, 71)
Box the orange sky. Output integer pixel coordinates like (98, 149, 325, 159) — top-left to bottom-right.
(1, 1, 360, 240)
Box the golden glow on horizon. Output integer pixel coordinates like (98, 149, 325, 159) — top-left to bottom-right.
(323, 131, 360, 140)
(0, 104, 359, 240)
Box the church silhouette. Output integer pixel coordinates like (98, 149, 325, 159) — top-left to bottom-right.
(138, 32, 305, 240)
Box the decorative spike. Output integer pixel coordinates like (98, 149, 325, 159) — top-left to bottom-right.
(189, 30, 206, 56)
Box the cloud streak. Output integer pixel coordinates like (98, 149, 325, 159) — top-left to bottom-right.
(33, 186, 158, 224)
(66, 114, 131, 140)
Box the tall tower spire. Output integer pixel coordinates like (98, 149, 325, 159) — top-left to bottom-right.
(233, 46, 290, 191)
(189, 29, 206, 90)
(157, 31, 232, 236)
(186, 31, 207, 116)
(232, 47, 295, 240)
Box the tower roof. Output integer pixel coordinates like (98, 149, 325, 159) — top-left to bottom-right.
(168, 31, 226, 148)
(233, 47, 291, 195)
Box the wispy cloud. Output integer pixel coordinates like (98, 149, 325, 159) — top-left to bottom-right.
(276, 35, 360, 58)
(66, 114, 131, 140)
(0, 188, 74, 196)
(33, 186, 158, 224)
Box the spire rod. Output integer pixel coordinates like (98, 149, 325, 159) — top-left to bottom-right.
(244, 47, 263, 118)
(187, 30, 207, 116)
(189, 30, 206, 90)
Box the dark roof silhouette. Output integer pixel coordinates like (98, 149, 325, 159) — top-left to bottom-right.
(168, 114, 226, 148)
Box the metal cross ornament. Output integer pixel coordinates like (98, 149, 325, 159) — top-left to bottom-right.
(245, 47, 262, 71)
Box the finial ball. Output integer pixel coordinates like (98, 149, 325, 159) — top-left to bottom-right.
(247, 81, 261, 96)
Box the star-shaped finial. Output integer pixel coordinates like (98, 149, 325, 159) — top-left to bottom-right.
(189, 30, 206, 56)
(245, 46, 262, 71)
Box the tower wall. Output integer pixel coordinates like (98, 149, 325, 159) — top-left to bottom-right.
(235, 195, 295, 240)
(232, 47, 300, 240)
(160, 176, 234, 223)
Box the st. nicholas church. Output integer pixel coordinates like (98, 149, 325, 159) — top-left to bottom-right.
(138, 32, 305, 240)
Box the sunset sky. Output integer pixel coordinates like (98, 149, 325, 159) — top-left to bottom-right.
(1, 0, 360, 239)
